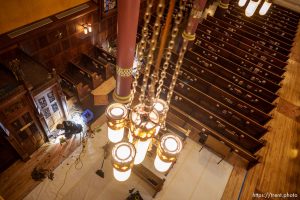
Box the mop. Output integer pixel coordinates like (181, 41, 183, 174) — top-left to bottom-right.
(96, 142, 109, 178)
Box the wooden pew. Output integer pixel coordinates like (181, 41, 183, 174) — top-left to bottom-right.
(163, 71, 268, 139)
(166, 59, 272, 125)
(196, 28, 285, 77)
(193, 37, 282, 92)
(184, 50, 278, 107)
(202, 19, 289, 62)
(167, 106, 260, 169)
(206, 16, 291, 56)
(82, 53, 114, 80)
(71, 57, 103, 89)
(171, 53, 276, 113)
(159, 86, 265, 154)
(221, 12, 294, 46)
(197, 23, 287, 70)
(60, 63, 92, 101)
(132, 165, 165, 198)
(228, 5, 298, 33)
(87, 46, 116, 65)
(226, 8, 296, 40)
(271, 3, 300, 20)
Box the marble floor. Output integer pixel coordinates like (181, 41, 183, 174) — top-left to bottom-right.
(24, 124, 233, 200)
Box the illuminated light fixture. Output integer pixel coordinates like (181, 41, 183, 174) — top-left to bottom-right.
(153, 98, 169, 136)
(88, 23, 92, 32)
(112, 142, 136, 181)
(238, 0, 248, 7)
(245, 0, 261, 17)
(106, 103, 128, 143)
(107, 0, 189, 182)
(259, 0, 272, 15)
(130, 104, 159, 164)
(83, 24, 88, 34)
(154, 133, 182, 172)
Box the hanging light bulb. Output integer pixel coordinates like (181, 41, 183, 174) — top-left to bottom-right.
(88, 23, 92, 32)
(245, 0, 261, 17)
(259, 0, 272, 15)
(130, 103, 159, 164)
(112, 142, 136, 181)
(134, 138, 152, 164)
(106, 103, 128, 143)
(153, 99, 169, 136)
(238, 0, 248, 7)
(154, 133, 182, 172)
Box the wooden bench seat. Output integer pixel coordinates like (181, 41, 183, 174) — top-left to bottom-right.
(88, 46, 116, 65)
(226, 8, 296, 40)
(197, 24, 287, 70)
(202, 19, 289, 62)
(228, 5, 298, 33)
(171, 53, 276, 113)
(60, 63, 92, 101)
(167, 105, 260, 169)
(159, 86, 265, 154)
(163, 71, 268, 139)
(206, 16, 291, 56)
(184, 50, 278, 108)
(190, 37, 282, 90)
(133, 163, 165, 198)
(222, 12, 294, 45)
(166, 58, 272, 125)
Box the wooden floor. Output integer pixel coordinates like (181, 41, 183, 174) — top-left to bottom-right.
(0, 114, 106, 200)
(222, 23, 300, 200)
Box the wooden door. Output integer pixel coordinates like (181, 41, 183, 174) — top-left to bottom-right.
(0, 129, 20, 173)
(35, 87, 63, 131)
(9, 112, 43, 155)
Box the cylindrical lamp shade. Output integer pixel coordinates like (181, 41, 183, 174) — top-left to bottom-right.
(259, 0, 272, 15)
(106, 103, 128, 143)
(154, 154, 172, 172)
(112, 142, 136, 181)
(154, 133, 182, 172)
(108, 127, 124, 143)
(134, 138, 151, 165)
(245, 0, 261, 17)
(238, 0, 248, 7)
(113, 168, 131, 181)
(153, 99, 169, 135)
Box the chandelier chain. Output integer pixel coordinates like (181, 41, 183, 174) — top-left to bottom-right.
(156, 0, 184, 99)
(139, 0, 165, 104)
(166, 0, 190, 105)
(128, 0, 154, 107)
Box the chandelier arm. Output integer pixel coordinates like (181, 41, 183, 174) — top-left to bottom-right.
(128, 0, 154, 107)
(156, 0, 185, 99)
(139, 0, 165, 104)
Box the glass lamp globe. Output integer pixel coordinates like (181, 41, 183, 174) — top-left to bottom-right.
(153, 98, 169, 136)
(130, 103, 160, 164)
(111, 142, 136, 181)
(238, 0, 248, 7)
(245, 0, 261, 17)
(154, 133, 182, 172)
(259, 0, 272, 15)
(106, 103, 128, 143)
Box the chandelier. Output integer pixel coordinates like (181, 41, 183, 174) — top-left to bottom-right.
(238, 0, 272, 17)
(105, 0, 192, 182)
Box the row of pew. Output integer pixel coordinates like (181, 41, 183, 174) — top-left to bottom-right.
(60, 46, 115, 102)
(137, 1, 299, 168)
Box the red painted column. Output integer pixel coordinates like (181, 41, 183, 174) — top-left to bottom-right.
(215, 0, 231, 17)
(177, 0, 207, 51)
(113, 0, 140, 103)
(185, 0, 207, 35)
